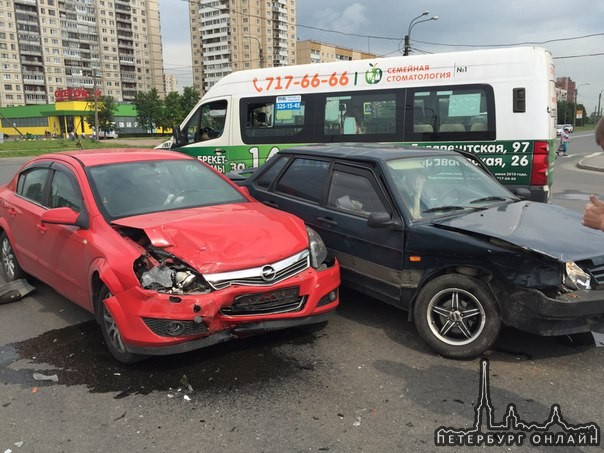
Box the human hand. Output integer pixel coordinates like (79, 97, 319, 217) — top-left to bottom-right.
(582, 194, 604, 231)
(415, 175, 426, 191)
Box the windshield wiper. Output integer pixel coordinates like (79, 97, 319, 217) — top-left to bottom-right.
(469, 196, 516, 204)
(422, 205, 468, 214)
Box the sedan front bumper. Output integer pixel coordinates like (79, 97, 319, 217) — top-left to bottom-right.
(103, 262, 340, 355)
(503, 288, 604, 336)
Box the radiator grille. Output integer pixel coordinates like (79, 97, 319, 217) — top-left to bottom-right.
(206, 250, 310, 290)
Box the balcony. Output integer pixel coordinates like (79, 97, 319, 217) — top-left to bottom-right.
(119, 56, 135, 65)
(23, 76, 45, 85)
(20, 57, 44, 66)
(16, 15, 39, 24)
(24, 86, 47, 94)
(19, 46, 42, 56)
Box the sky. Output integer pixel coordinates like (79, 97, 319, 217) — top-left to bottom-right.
(159, 0, 604, 114)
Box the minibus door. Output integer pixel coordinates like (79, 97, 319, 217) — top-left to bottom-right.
(177, 97, 231, 174)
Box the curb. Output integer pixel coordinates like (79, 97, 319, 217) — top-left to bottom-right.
(576, 153, 604, 173)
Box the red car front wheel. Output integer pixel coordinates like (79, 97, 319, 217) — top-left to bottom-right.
(97, 284, 146, 364)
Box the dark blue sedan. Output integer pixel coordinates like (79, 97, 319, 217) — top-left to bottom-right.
(233, 144, 604, 359)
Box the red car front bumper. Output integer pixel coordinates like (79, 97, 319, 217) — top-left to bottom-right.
(103, 262, 340, 355)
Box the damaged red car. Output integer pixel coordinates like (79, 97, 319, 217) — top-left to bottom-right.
(0, 149, 340, 362)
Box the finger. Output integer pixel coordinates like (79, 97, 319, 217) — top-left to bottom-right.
(589, 194, 604, 206)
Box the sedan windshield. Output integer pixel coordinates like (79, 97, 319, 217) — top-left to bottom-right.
(88, 159, 247, 219)
(385, 155, 516, 220)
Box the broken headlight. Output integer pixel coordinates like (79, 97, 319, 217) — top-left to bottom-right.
(306, 226, 327, 269)
(134, 251, 211, 294)
(564, 262, 591, 290)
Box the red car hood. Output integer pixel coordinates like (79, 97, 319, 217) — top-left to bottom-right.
(112, 203, 308, 273)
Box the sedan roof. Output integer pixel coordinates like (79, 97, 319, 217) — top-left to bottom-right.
(33, 148, 192, 167)
(276, 143, 462, 163)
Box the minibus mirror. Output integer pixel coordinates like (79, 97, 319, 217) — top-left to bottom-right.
(173, 125, 185, 147)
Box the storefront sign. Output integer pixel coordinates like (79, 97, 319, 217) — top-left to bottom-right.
(55, 88, 101, 102)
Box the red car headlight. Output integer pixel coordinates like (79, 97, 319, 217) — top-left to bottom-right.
(133, 253, 211, 295)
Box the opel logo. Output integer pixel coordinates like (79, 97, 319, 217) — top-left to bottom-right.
(261, 265, 277, 282)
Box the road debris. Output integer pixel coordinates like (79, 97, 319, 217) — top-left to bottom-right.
(0, 279, 35, 305)
(32, 372, 58, 382)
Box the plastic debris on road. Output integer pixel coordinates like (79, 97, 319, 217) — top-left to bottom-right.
(592, 331, 604, 346)
(0, 279, 35, 305)
(32, 372, 58, 382)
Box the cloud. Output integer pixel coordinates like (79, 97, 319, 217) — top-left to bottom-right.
(311, 3, 369, 35)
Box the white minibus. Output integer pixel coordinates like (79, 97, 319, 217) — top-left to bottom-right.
(158, 46, 557, 201)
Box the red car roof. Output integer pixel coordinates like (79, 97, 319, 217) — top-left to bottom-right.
(36, 148, 192, 167)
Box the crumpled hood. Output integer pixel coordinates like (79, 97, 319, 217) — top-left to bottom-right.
(112, 203, 308, 273)
(432, 201, 604, 262)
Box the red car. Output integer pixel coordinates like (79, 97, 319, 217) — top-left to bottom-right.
(0, 149, 340, 362)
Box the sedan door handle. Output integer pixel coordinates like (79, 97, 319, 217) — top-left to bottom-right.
(316, 216, 338, 226)
(36, 223, 47, 234)
(214, 148, 226, 154)
(8, 207, 17, 218)
(263, 200, 279, 208)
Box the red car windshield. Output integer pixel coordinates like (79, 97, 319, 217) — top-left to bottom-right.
(88, 159, 247, 219)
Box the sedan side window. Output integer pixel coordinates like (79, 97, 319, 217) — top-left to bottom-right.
(49, 170, 82, 211)
(17, 168, 49, 205)
(327, 170, 386, 216)
(254, 155, 290, 189)
(274, 158, 329, 204)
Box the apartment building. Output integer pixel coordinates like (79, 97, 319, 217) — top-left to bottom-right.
(189, 0, 297, 93)
(0, 0, 164, 107)
(296, 40, 375, 64)
(165, 73, 178, 94)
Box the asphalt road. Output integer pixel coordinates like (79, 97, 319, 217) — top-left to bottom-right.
(0, 141, 603, 453)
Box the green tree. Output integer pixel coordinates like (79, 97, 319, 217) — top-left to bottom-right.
(161, 91, 185, 131)
(86, 95, 118, 133)
(180, 86, 201, 114)
(558, 101, 589, 127)
(557, 101, 573, 125)
(133, 89, 163, 132)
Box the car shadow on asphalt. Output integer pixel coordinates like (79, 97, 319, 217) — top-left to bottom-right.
(335, 287, 597, 363)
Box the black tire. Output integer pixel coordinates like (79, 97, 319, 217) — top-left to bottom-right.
(0, 232, 25, 282)
(413, 274, 500, 359)
(96, 284, 146, 364)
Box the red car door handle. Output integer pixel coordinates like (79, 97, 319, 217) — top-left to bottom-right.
(8, 207, 16, 217)
(36, 223, 47, 234)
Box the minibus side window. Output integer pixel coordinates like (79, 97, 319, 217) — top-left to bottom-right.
(241, 97, 308, 144)
(181, 100, 227, 144)
(405, 85, 495, 141)
(323, 92, 396, 138)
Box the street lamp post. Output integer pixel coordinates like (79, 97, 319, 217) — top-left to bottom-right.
(244, 35, 264, 68)
(93, 73, 99, 142)
(574, 83, 590, 129)
(598, 89, 604, 118)
(403, 11, 438, 56)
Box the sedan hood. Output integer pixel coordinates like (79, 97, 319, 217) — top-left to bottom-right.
(112, 203, 308, 273)
(433, 201, 604, 262)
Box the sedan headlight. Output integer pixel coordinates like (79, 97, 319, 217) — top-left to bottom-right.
(564, 262, 591, 290)
(306, 226, 328, 269)
(134, 250, 211, 294)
